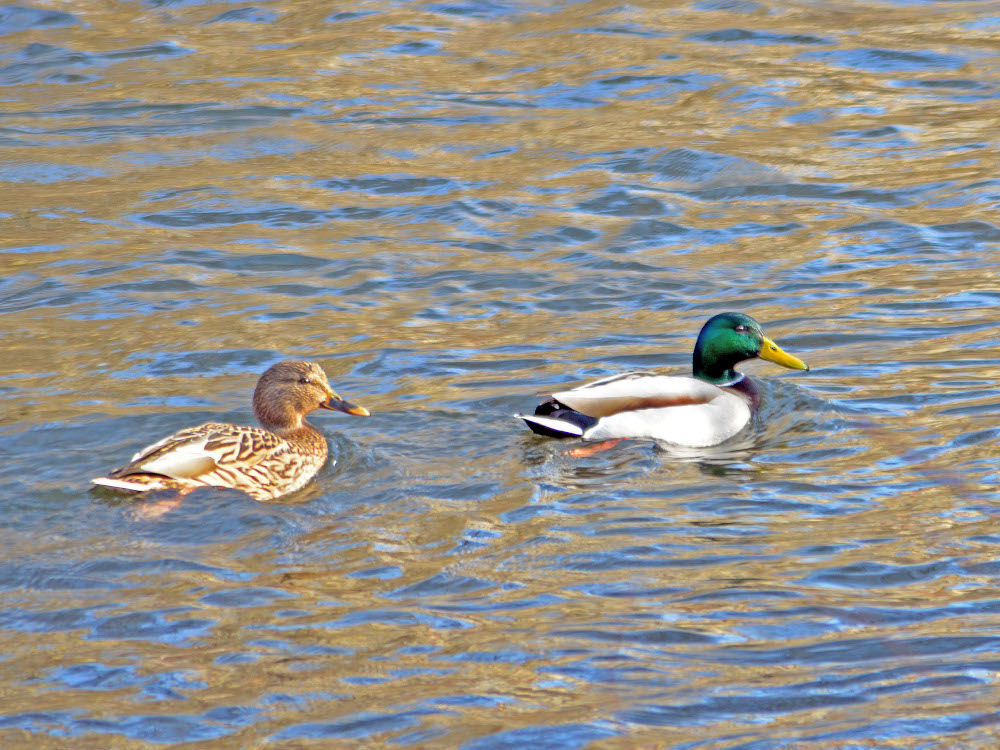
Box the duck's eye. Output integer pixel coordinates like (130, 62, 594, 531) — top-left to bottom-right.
(734, 325, 747, 333)
(298, 377, 312, 385)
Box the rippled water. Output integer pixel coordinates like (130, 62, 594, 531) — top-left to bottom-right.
(3, 0, 1000, 746)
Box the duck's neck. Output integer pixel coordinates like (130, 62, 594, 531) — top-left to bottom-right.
(262, 416, 326, 450)
(255, 401, 316, 442)
(285, 423, 325, 446)
(728, 374, 759, 409)
(256, 409, 300, 433)
(692, 351, 743, 386)
(263, 418, 309, 438)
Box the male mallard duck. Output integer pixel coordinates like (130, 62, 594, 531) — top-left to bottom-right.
(518, 312, 808, 447)
(92, 360, 370, 500)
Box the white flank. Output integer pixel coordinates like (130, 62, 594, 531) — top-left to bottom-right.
(545, 374, 753, 447)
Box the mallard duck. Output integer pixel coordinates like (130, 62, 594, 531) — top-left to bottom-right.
(92, 360, 370, 501)
(518, 312, 808, 447)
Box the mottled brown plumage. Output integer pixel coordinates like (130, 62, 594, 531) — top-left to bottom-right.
(92, 360, 369, 501)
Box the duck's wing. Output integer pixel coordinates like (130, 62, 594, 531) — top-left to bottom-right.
(109, 423, 283, 480)
(553, 374, 729, 418)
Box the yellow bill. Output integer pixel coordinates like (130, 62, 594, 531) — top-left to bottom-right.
(759, 336, 809, 371)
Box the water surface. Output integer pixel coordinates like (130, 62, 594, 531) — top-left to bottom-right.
(2, 0, 1000, 747)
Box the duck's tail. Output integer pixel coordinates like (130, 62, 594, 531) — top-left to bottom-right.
(91, 475, 169, 493)
(517, 399, 599, 438)
(517, 413, 586, 438)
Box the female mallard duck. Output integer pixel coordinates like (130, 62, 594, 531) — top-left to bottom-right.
(92, 360, 370, 501)
(518, 312, 808, 447)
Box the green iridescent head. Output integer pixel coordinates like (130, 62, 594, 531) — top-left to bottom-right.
(692, 312, 808, 385)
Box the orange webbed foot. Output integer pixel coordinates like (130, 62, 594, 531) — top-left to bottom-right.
(567, 439, 622, 457)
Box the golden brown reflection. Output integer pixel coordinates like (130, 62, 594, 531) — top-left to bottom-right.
(2, 0, 1000, 745)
